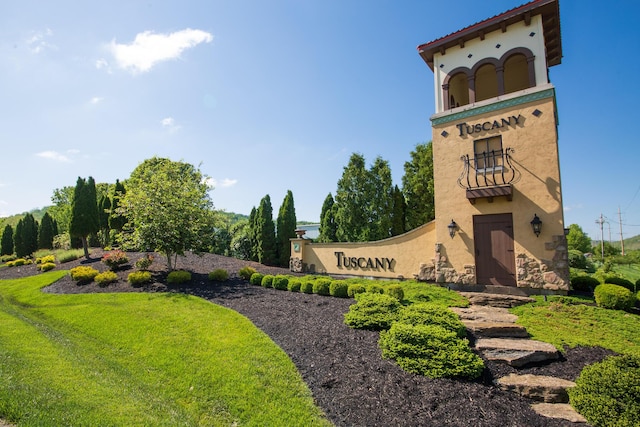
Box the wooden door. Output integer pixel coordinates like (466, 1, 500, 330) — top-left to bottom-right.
(473, 213, 516, 286)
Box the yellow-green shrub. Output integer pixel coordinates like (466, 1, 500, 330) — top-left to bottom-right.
(167, 270, 191, 284)
(238, 266, 257, 281)
(594, 284, 636, 311)
(95, 271, 118, 287)
(128, 271, 152, 287)
(35, 255, 55, 265)
(208, 269, 229, 282)
(70, 266, 99, 284)
(39, 262, 56, 272)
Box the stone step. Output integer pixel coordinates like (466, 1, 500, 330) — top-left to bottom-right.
(530, 403, 587, 424)
(451, 306, 519, 324)
(459, 292, 535, 308)
(463, 320, 529, 338)
(475, 338, 560, 367)
(496, 374, 576, 403)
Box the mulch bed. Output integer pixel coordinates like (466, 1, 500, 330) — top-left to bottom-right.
(1, 250, 612, 426)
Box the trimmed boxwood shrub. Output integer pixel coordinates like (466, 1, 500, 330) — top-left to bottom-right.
(39, 262, 56, 272)
(344, 293, 402, 330)
(249, 272, 264, 286)
(11, 258, 28, 267)
(594, 284, 636, 311)
(70, 266, 99, 284)
(272, 275, 289, 290)
(398, 304, 466, 338)
(347, 284, 366, 298)
(571, 275, 600, 293)
(329, 280, 349, 298)
(287, 279, 301, 292)
(385, 285, 404, 301)
(604, 276, 635, 292)
(312, 279, 331, 296)
(128, 271, 152, 287)
(569, 354, 640, 427)
(261, 275, 274, 288)
(95, 270, 118, 287)
(238, 266, 257, 281)
(300, 281, 314, 294)
(36, 255, 55, 265)
(379, 323, 484, 379)
(167, 270, 191, 284)
(366, 283, 384, 294)
(208, 269, 229, 282)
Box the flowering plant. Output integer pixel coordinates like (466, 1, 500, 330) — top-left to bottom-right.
(102, 250, 129, 270)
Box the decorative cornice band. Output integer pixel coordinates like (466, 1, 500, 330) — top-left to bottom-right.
(431, 88, 555, 125)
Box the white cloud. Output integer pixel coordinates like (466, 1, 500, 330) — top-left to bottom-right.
(90, 96, 104, 105)
(109, 28, 213, 74)
(36, 150, 71, 163)
(208, 178, 237, 189)
(66, 149, 80, 155)
(161, 117, 181, 133)
(27, 28, 57, 54)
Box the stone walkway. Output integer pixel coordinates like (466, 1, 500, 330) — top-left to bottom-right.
(453, 292, 588, 424)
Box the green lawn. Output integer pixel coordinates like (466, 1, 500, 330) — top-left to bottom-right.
(512, 296, 640, 356)
(612, 264, 640, 284)
(0, 271, 330, 426)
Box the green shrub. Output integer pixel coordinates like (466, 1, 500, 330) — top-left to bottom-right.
(366, 283, 384, 294)
(95, 271, 118, 287)
(12, 258, 27, 266)
(379, 323, 484, 379)
(35, 255, 55, 265)
(69, 266, 99, 284)
(636, 278, 640, 293)
(300, 281, 314, 294)
(385, 285, 405, 301)
(0, 254, 16, 262)
(238, 266, 258, 281)
(287, 279, 301, 292)
(312, 279, 331, 296)
(39, 262, 56, 272)
(261, 275, 274, 288)
(329, 280, 349, 298)
(398, 304, 466, 338)
(594, 284, 636, 311)
(604, 276, 635, 292)
(272, 275, 289, 290)
(347, 284, 366, 297)
(5, 261, 15, 267)
(412, 292, 432, 303)
(135, 254, 154, 271)
(128, 271, 152, 287)
(208, 269, 229, 282)
(569, 354, 640, 427)
(102, 250, 129, 270)
(571, 275, 600, 293)
(249, 273, 264, 286)
(344, 293, 402, 330)
(167, 270, 191, 284)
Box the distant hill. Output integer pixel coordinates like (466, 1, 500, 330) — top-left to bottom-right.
(0, 207, 49, 230)
(608, 234, 640, 251)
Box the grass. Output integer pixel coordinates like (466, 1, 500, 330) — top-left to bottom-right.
(612, 264, 640, 284)
(0, 271, 330, 426)
(512, 296, 640, 356)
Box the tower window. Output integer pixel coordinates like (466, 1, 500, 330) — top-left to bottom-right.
(474, 136, 503, 173)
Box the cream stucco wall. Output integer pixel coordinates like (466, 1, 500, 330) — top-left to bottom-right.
(291, 221, 437, 280)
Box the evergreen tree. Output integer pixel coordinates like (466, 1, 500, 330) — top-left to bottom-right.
(20, 213, 39, 256)
(391, 185, 406, 236)
(276, 190, 297, 267)
(334, 153, 370, 242)
(255, 195, 277, 265)
(109, 179, 127, 232)
(367, 157, 393, 241)
(248, 207, 258, 261)
(318, 193, 337, 242)
(69, 176, 100, 259)
(98, 194, 112, 247)
(402, 142, 435, 230)
(1, 225, 13, 256)
(13, 219, 26, 258)
(38, 212, 56, 250)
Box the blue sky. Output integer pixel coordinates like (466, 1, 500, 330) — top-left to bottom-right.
(1, 0, 639, 243)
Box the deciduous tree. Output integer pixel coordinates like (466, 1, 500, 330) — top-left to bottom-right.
(402, 142, 435, 230)
(566, 224, 592, 254)
(367, 157, 393, 241)
(391, 185, 406, 236)
(334, 153, 370, 242)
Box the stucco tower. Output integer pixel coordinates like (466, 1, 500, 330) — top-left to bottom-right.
(418, 0, 569, 292)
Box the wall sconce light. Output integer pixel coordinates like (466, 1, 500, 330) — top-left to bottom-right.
(448, 219, 458, 238)
(530, 214, 542, 237)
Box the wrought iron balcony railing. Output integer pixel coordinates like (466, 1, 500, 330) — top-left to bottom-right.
(457, 148, 521, 203)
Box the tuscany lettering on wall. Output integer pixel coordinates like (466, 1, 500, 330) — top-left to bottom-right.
(334, 251, 395, 271)
(456, 114, 523, 137)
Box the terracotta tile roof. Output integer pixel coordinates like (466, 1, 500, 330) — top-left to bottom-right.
(418, 0, 561, 70)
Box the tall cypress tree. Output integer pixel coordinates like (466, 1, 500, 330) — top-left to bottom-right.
(248, 207, 258, 261)
(276, 190, 297, 267)
(391, 185, 406, 236)
(318, 193, 337, 242)
(19, 213, 39, 256)
(98, 194, 112, 247)
(69, 176, 100, 259)
(38, 212, 56, 250)
(367, 157, 393, 241)
(334, 153, 370, 242)
(13, 219, 26, 258)
(1, 225, 13, 256)
(256, 195, 277, 266)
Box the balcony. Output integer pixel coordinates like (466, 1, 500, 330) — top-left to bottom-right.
(457, 148, 520, 204)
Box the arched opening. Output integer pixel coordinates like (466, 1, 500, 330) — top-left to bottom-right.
(475, 63, 498, 102)
(448, 72, 469, 108)
(504, 53, 530, 94)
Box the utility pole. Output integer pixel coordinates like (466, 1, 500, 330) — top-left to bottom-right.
(596, 214, 605, 259)
(618, 206, 625, 256)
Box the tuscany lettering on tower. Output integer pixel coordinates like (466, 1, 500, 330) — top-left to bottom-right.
(456, 115, 523, 137)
